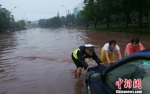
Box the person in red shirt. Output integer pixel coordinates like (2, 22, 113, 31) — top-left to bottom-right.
(125, 38, 145, 56)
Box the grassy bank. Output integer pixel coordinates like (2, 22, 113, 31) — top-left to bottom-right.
(88, 20, 150, 34)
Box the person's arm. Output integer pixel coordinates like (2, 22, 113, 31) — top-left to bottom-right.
(92, 52, 102, 66)
(140, 47, 145, 51)
(139, 43, 145, 51)
(117, 50, 122, 60)
(104, 50, 110, 66)
(77, 51, 88, 70)
(126, 50, 130, 56)
(125, 43, 130, 56)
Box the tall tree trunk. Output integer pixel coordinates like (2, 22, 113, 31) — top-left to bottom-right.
(94, 20, 97, 28)
(106, 17, 110, 28)
(93, 21, 97, 28)
(138, 0, 143, 29)
(147, 11, 149, 20)
(126, 13, 129, 28)
(93, 17, 97, 28)
(94, 23, 97, 28)
(125, 0, 130, 28)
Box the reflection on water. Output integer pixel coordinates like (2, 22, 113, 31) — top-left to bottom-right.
(74, 80, 83, 94)
(0, 28, 150, 94)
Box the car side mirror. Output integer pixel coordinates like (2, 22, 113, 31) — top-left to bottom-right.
(89, 72, 101, 82)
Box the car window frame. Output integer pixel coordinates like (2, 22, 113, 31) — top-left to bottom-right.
(101, 56, 150, 93)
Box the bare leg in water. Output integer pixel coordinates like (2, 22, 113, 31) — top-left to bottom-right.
(73, 68, 77, 79)
(73, 68, 77, 73)
(76, 67, 82, 81)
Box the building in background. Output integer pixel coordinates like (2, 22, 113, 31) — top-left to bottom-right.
(32, 20, 38, 24)
(73, 3, 84, 18)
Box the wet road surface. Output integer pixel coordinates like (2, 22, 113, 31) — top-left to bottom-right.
(0, 28, 150, 94)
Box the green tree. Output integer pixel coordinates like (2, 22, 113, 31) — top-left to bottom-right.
(14, 20, 26, 30)
(135, 0, 150, 29)
(60, 16, 67, 26)
(76, 11, 86, 25)
(48, 17, 62, 28)
(83, 0, 103, 28)
(65, 14, 76, 26)
(0, 11, 10, 31)
(96, 0, 112, 28)
(38, 19, 48, 28)
(19, 20, 26, 29)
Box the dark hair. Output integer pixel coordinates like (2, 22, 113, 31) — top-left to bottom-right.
(131, 38, 139, 44)
(109, 40, 116, 45)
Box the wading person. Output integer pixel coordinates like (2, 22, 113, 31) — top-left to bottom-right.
(125, 38, 145, 56)
(72, 44, 102, 81)
(100, 40, 122, 66)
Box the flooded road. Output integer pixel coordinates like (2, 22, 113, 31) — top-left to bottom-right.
(0, 28, 150, 94)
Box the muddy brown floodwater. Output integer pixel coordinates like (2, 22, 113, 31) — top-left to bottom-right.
(0, 28, 150, 94)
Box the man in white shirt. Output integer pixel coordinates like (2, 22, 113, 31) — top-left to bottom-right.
(100, 40, 122, 66)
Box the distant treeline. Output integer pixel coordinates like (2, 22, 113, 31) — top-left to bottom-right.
(0, 12, 26, 32)
(0, 11, 10, 31)
(39, 0, 150, 31)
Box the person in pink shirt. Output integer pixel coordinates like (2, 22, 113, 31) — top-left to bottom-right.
(125, 38, 145, 56)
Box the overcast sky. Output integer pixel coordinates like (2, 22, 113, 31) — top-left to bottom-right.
(0, 0, 83, 21)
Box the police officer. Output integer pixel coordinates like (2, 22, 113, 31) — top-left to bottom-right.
(72, 44, 102, 81)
